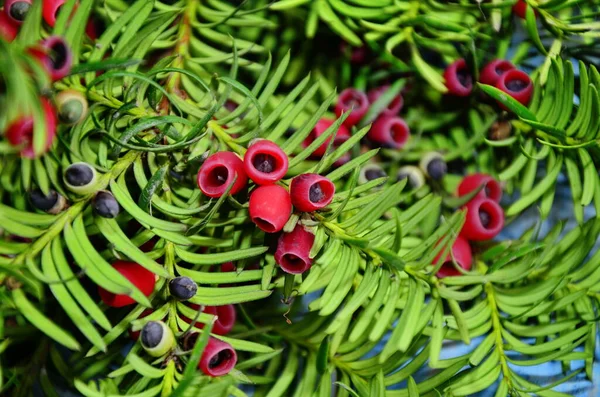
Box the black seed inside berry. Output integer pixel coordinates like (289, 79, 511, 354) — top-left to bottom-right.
(365, 168, 386, 181)
(456, 68, 472, 88)
(252, 153, 275, 174)
(169, 276, 198, 300)
(93, 191, 120, 218)
(484, 184, 492, 197)
(309, 183, 325, 203)
(209, 349, 233, 369)
(65, 164, 94, 186)
(29, 189, 58, 211)
(479, 209, 491, 228)
(10, 1, 31, 21)
(49, 41, 68, 70)
(211, 166, 229, 186)
(427, 158, 447, 180)
(506, 79, 527, 92)
(141, 322, 163, 349)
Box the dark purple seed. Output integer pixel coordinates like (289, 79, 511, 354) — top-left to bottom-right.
(209, 349, 233, 369)
(506, 79, 527, 92)
(141, 322, 163, 349)
(479, 209, 491, 228)
(456, 69, 472, 88)
(309, 183, 325, 203)
(252, 153, 275, 174)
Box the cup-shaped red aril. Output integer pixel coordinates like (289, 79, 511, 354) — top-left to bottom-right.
(495, 69, 533, 108)
(4, 0, 31, 25)
(479, 59, 515, 86)
(0, 12, 18, 42)
(275, 224, 315, 274)
(457, 173, 502, 203)
(290, 173, 335, 212)
(334, 88, 369, 127)
(29, 36, 73, 81)
(184, 304, 236, 335)
(42, 0, 67, 26)
(249, 185, 292, 233)
(444, 59, 472, 97)
(197, 151, 248, 198)
(434, 236, 472, 278)
(5, 97, 57, 158)
(460, 197, 505, 241)
(367, 86, 404, 117)
(368, 116, 410, 149)
(98, 261, 156, 308)
(198, 337, 237, 377)
(303, 118, 350, 157)
(243, 140, 289, 185)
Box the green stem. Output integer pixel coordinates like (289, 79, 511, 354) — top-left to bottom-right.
(486, 283, 513, 389)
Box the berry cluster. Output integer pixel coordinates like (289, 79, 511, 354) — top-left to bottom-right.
(445, 58, 533, 109)
(434, 174, 505, 278)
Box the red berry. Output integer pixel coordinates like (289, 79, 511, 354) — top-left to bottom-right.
(249, 185, 292, 233)
(0, 11, 18, 42)
(29, 36, 73, 81)
(243, 140, 289, 185)
(274, 224, 315, 274)
(479, 59, 515, 86)
(513, 0, 536, 18)
(4, 0, 31, 25)
(368, 116, 410, 149)
(98, 261, 156, 308)
(290, 173, 335, 212)
(444, 59, 472, 97)
(335, 88, 369, 127)
(198, 337, 237, 377)
(457, 173, 502, 203)
(434, 236, 472, 278)
(129, 309, 153, 340)
(5, 97, 57, 158)
(495, 69, 533, 108)
(185, 304, 236, 335)
(221, 262, 236, 273)
(197, 152, 248, 198)
(42, 0, 66, 26)
(304, 118, 350, 157)
(460, 197, 504, 241)
(367, 85, 404, 118)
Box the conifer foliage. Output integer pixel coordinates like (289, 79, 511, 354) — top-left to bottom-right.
(1, 0, 600, 396)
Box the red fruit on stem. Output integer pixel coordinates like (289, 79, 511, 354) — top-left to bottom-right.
(460, 197, 504, 241)
(444, 59, 472, 97)
(4, 0, 31, 25)
(495, 69, 533, 108)
(98, 261, 156, 308)
(479, 59, 515, 86)
(334, 88, 369, 127)
(85, 18, 101, 40)
(275, 224, 315, 274)
(129, 309, 153, 340)
(303, 118, 350, 157)
(290, 173, 335, 212)
(42, 0, 67, 26)
(368, 116, 410, 149)
(367, 85, 404, 118)
(513, 0, 536, 18)
(249, 185, 292, 233)
(5, 97, 57, 158)
(243, 140, 289, 185)
(185, 304, 236, 335)
(457, 173, 502, 203)
(29, 36, 73, 81)
(198, 337, 237, 377)
(434, 236, 472, 278)
(0, 11, 18, 42)
(197, 152, 247, 198)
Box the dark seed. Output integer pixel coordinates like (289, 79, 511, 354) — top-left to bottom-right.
(479, 209, 491, 228)
(93, 191, 120, 218)
(49, 40, 69, 70)
(141, 321, 163, 349)
(65, 164, 95, 186)
(365, 168, 386, 181)
(456, 69, 472, 88)
(309, 183, 325, 203)
(29, 189, 59, 211)
(252, 153, 275, 174)
(9, 1, 31, 21)
(212, 166, 229, 186)
(168, 276, 198, 301)
(209, 349, 233, 369)
(484, 184, 492, 198)
(506, 79, 527, 92)
(427, 158, 447, 180)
